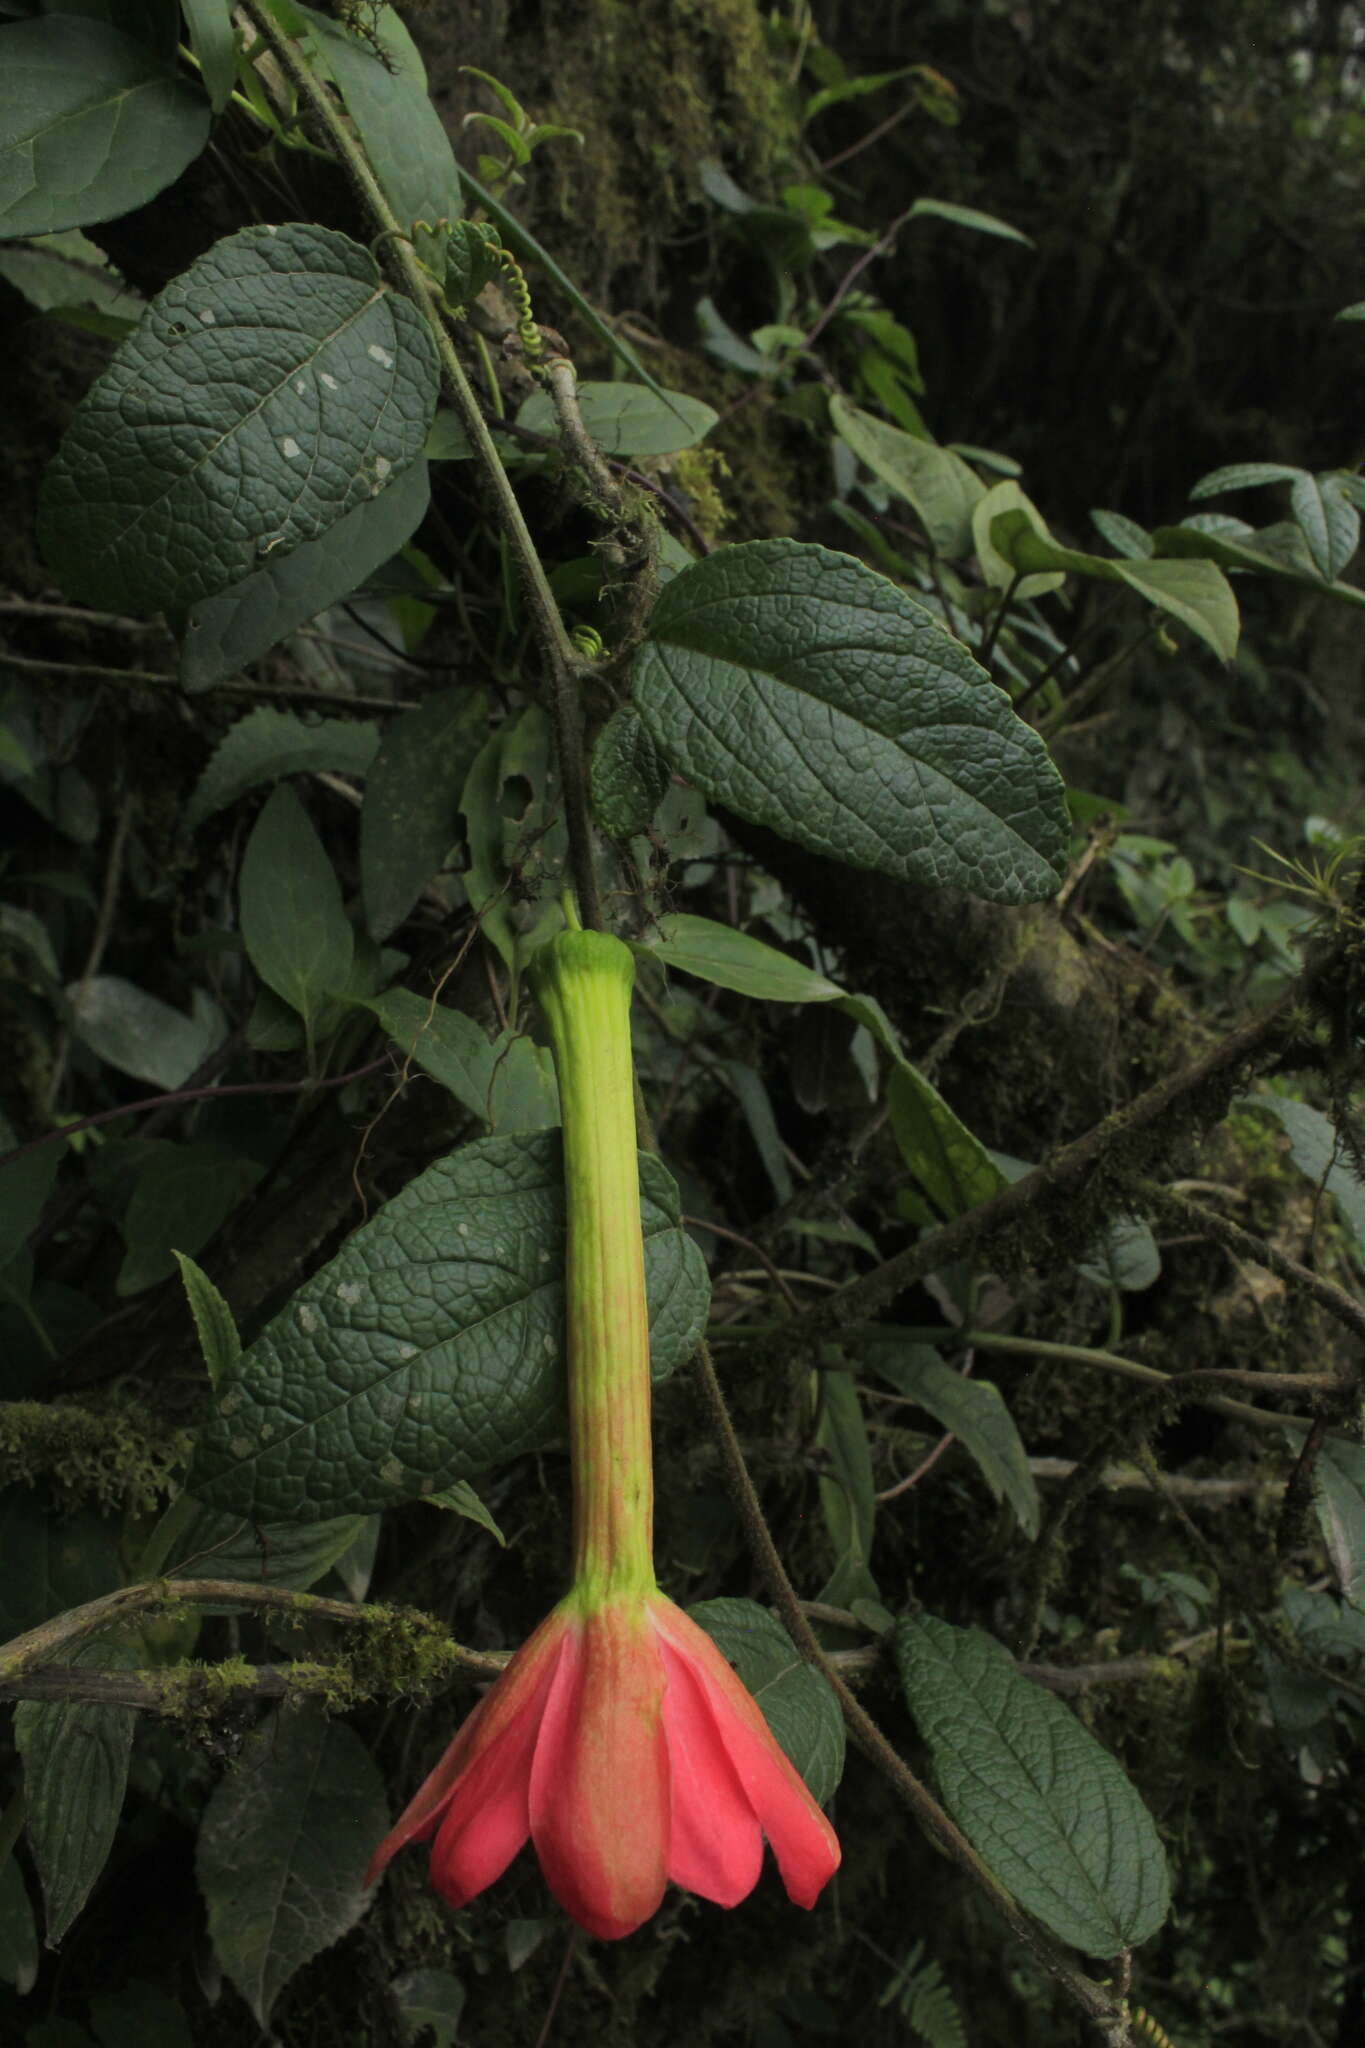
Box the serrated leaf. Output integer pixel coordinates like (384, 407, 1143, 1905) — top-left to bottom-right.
(1089, 508, 1154, 559)
(184, 708, 380, 833)
(239, 784, 355, 1034)
(67, 977, 226, 1089)
(888, 1062, 1007, 1219)
(516, 381, 718, 457)
(172, 1250, 240, 1386)
(896, 1614, 1170, 1955)
(360, 688, 488, 939)
(362, 987, 497, 1122)
(1290, 473, 1359, 580)
(831, 396, 984, 557)
(392, 1967, 466, 2048)
(197, 1707, 387, 2027)
(638, 913, 840, 1003)
(300, 4, 462, 231)
(1312, 1437, 1365, 1610)
(178, 456, 431, 691)
(589, 706, 671, 838)
(188, 1133, 709, 1519)
(426, 1479, 505, 1544)
(868, 1343, 1038, 1537)
(17, 1640, 137, 1945)
(164, 1501, 372, 1597)
(1189, 462, 1305, 499)
(0, 1855, 37, 1994)
(181, 0, 236, 112)
(39, 223, 439, 615)
(0, 17, 210, 237)
(985, 503, 1240, 661)
(907, 197, 1032, 246)
(816, 1369, 878, 1608)
(632, 538, 1068, 904)
(688, 1599, 845, 1804)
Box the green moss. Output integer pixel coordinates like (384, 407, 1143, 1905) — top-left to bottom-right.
(0, 1394, 193, 1515)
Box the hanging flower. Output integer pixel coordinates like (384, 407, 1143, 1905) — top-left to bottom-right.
(367, 924, 840, 1936)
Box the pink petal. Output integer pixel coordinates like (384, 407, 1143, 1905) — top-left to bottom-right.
(427, 1686, 551, 1908)
(651, 1602, 840, 1910)
(529, 1603, 670, 1940)
(367, 1606, 568, 1890)
(657, 1637, 763, 1908)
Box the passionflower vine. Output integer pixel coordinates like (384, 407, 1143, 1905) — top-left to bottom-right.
(367, 923, 840, 1937)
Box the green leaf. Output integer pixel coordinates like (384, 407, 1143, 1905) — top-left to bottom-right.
(183, 707, 382, 833)
(118, 1141, 259, 1296)
(196, 1706, 387, 2028)
(1242, 1096, 1365, 1250)
(0, 1492, 123, 1640)
(392, 1967, 466, 2048)
(639, 914, 840, 1003)
(188, 1133, 710, 1519)
(67, 977, 225, 1090)
(0, 1855, 38, 1995)
(0, 229, 142, 319)
(1289, 473, 1359, 580)
(178, 457, 431, 691)
(831, 396, 984, 558)
(896, 1614, 1170, 1955)
(722, 1059, 792, 1204)
(16, 1640, 137, 1945)
(1189, 462, 1305, 498)
(1089, 508, 1154, 559)
(1078, 1212, 1161, 1293)
(972, 482, 1065, 600)
(906, 197, 1033, 246)
(688, 1599, 845, 1804)
(459, 705, 566, 976)
(239, 784, 355, 1034)
(589, 706, 672, 838)
(867, 1343, 1039, 1538)
(300, 4, 462, 231)
(889, 1062, 1009, 1219)
(516, 381, 718, 457)
(39, 223, 439, 615)
(1152, 518, 1365, 608)
(985, 503, 1240, 661)
(0, 1133, 62, 1271)
(361, 688, 489, 939)
(816, 1369, 878, 1608)
(485, 1031, 560, 1133)
(1312, 1436, 1365, 1610)
(164, 1502, 372, 1597)
(0, 17, 210, 237)
(172, 1250, 240, 1386)
(181, 0, 236, 112)
(632, 538, 1069, 904)
(426, 1479, 505, 1545)
(362, 988, 497, 1123)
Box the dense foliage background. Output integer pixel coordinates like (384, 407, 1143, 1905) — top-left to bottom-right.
(4, 2, 1365, 2043)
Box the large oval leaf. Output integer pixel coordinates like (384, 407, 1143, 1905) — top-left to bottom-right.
(189, 1133, 710, 1519)
(631, 539, 1068, 903)
(896, 1614, 1170, 1956)
(39, 222, 439, 614)
(0, 18, 210, 237)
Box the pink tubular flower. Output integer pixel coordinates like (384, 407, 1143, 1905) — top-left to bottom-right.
(367, 927, 840, 1936)
(365, 1590, 840, 1940)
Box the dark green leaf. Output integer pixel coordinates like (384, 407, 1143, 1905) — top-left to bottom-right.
(165, 1502, 372, 1598)
(888, 1062, 1007, 1219)
(39, 223, 439, 615)
(1078, 1213, 1162, 1293)
(426, 1479, 505, 1545)
(362, 988, 497, 1122)
(0, 1132, 62, 1270)
(459, 705, 566, 975)
(0, 1491, 123, 1639)
(688, 1598, 845, 1804)
(1089, 508, 1154, 559)
(16, 1640, 137, 1945)
(178, 458, 431, 691)
(1312, 1437, 1365, 1611)
(392, 1967, 465, 2048)
(0, 17, 210, 237)
(1152, 518, 1365, 608)
(831, 396, 984, 558)
(188, 1133, 710, 1518)
(360, 688, 488, 939)
(516, 381, 718, 457)
(0, 229, 141, 319)
(196, 1707, 387, 2027)
(632, 538, 1068, 903)
(895, 1614, 1171, 1955)
(0, 1855, 37, 1994)
(816, 1369, 877, 1608)
(180, 0, 236, 112)
(183, 707, 382, 833)
(239, 784, 355, 1034)
(589, 707, 671, 839)
(300, 5, 462, 231)
(173, 1251, 240, 1385)
(118, 1142, 258, 1295)
(1290, 473, 1359, 580)
(906, 197, 1032, 245)
(868, 1343, 1039, 1538)
(722, 1059, 793, 1203)
(485, 1031, 561, 1134)
(67, 977, 225, 1089)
